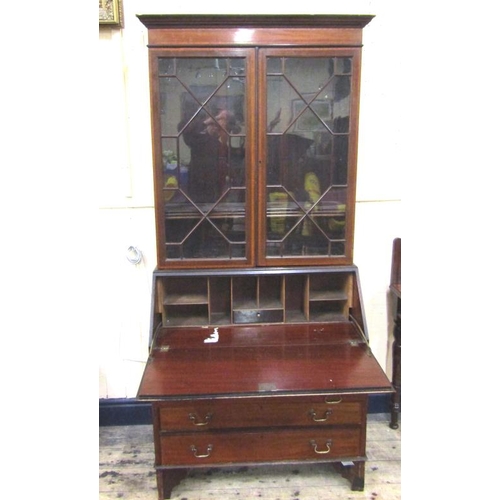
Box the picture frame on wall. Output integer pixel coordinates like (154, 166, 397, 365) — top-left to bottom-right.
(99, 0, 123, 27)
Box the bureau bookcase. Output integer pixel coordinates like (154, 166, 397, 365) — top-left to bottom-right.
(136, 14, 393, 499)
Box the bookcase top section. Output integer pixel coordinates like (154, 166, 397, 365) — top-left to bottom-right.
(137, 14, 375, 30)
(137, 14, 374, 48)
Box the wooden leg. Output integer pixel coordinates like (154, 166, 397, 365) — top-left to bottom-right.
(156, 469, 187, 500)
(333, 461, 365, 491)
(156, 470, 166, 500)
(350, 461, 365, 491)
(389, 302, 401, 429)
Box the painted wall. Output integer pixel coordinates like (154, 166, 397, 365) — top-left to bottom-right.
(98, 0, 402, 398)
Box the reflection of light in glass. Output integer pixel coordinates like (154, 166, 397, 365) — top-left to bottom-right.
(233, 29, 255, 43)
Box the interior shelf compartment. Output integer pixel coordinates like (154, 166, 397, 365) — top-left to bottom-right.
(284, 274, 307, 323)
(209, 277, 232, 325)
(309, 301, 347, 322)
(258, 275, 283, 309)
(308, 273, 350, 296)
(232, 276, 258, 310)
(162, 276, 209, 305)
(232, 275, 284, 324)
(163, 304, 209, 326)
(160, 276, 209, 326)
(232, 275, 284, 310)
(307, 272, 351, 321)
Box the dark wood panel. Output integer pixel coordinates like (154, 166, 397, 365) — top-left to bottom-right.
(157, 394, 365, 431)
(159, 427, 362, 466)
(138, 15, 374, 29)
(233, 309, 284, 324)
(138, 343, 392, 398)
(139, 16, 373, 49)
(147, 28, 364, 48)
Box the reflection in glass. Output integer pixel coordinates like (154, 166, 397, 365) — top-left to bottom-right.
(158, 57, 247, 260)
(266, 57, 352, 258)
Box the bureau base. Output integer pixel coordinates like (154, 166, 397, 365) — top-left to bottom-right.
(139, 336, 392, 500)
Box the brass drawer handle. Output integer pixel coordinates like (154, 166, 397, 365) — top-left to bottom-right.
(190, 444, 213, 458)
(309, 409, 333, 422)
(310, 439, 332, 454)
(324, 396, 343, 404)
(188, 412, 213, 426)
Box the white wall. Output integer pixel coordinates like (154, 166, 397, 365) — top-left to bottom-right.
(98, 0, 402, 398)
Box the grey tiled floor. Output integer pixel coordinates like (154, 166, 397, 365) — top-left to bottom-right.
(99, 413, 401, 499)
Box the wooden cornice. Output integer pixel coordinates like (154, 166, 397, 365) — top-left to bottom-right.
(137, 14, 374, 30)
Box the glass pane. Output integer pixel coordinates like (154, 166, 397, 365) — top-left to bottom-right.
(158, 56, 247, 261)
(265, 56, 351, 259)
(335, 57, 352, 75)
(158, 58, 175, 76)
(284, 57, 334, 98)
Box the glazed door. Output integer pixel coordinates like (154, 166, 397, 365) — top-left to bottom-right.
(258, 48, 361, 266)
(150, 49, 256, 269)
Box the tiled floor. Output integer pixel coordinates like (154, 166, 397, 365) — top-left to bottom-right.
(99, 413, 401, 500)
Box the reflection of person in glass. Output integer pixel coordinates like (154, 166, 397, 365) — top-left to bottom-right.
(180, 109, 243, 203)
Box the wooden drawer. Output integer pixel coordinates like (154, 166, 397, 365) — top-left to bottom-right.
(233, 309, 284, 323)
(157, 395, 365, 432)
(159, 427, 362, 466)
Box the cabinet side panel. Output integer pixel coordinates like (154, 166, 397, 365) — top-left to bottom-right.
(350, 269, 368, 341)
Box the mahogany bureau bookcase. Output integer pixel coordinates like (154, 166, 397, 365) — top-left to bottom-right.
(136, 14, 393, 499)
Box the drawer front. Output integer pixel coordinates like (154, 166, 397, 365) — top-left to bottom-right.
(160, 427, 362, 466)
(233, 309, 284, 323)
(157, 395, 365, 432)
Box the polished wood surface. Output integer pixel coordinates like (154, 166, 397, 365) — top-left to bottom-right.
(146, 28, 364, 48)
(138, 15, 373, 48)
(138, 340, 392, 399)
(152, 322, 364, 350)
(157, 394, 365, 431)
(159, 427, 362, 466)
